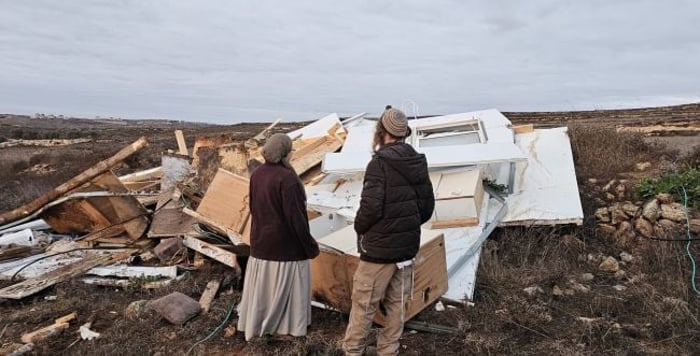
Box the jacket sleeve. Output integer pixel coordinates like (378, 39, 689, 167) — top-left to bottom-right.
(417, 163, 435, 224)
(281, 177, 320, 259)
(354, 157, 385, 235)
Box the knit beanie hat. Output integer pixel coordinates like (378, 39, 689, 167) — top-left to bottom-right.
(262, 133, 293, 163)
(380, 107, 408, 137)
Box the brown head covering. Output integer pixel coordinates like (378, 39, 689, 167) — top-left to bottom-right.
(262, 133, 293, 164)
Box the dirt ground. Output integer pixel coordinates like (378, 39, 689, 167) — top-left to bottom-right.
(1, 104, 699, 355)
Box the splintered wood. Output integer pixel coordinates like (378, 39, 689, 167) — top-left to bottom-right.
(0, 249, 137, 299)
(41, 172, 149, 240)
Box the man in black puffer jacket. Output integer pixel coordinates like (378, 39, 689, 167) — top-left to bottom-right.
(343, 106, 435, 356)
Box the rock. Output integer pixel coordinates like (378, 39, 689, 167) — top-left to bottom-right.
(619, 252, 634, 263)
(606, 192, 617, 202)
(224, 325, 237, 338)
(634, 218, 654, 238)
(642, 199, 660, 222)
(635, 162, 652, 171)
(594, 197, 607, 206)
(125, 300, 152, 321)
(148, 292, 202, 325)
(595, 207, 611, 223)
(614, 270, 627, 279)
(597, 224, 617, 235)
(691, 219, 700, 234)
(656, 193, 674, 204)
(153, 238, 185, 263)
(523, 286, 543, 297)
(615, 184, 627, 199)
(660, 203, 687, 222)
(603, 180, 616, 193)
(587, 252, 603, 263)
(611, 203, 629, 225)
(571, 283, 590, 293)
(588, 178, 598, 184)
(435, 301, 445, 312)
(616, 221, 635, 240)
(564, 289, 576, 296)
(599, 256, 620, 273)
(552, 285, 564, 296)
(581, 273, 595, 282)
(621, 202, 640, 217)
(612, 285, 627, 292)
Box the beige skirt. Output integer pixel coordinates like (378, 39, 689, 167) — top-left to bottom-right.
(237, 257, 312, 341)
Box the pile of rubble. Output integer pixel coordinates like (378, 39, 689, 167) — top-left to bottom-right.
(593, 180, 700, 242)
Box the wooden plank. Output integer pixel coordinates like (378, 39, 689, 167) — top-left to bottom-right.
(430, 218, 479, 229)
(21, 312, 77, 343)
(148, 208, 196, 238)
(253, 118, 282, 141)
(183, 235, 240, 273)
(0, 246, 33, 262)
(196, 169, 250, 235)
(512, 124, 535, 134)
(118, 166, 163, 183)
(199, 279, 222, 313)
(0, 137, 148, 225)
(41, 199, 112, 234)
(121, 180, 160, 191)
(81, 276, 177, 289)
(0, 249, 136, 299)
(174, 130, 188, 155)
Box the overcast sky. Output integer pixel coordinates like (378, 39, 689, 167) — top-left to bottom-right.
(1, 1, 699, 123)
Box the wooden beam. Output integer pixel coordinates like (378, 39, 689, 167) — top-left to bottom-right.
(0, 249, 136, 299)
(174, 130, 188, 155)
(199, 279, 222, 313)
(118, 166, 163, 183)
(0, 137, 149, 225)
(512, 124, 535, 134)
(430, 217, 479, 229)
(0, 246, 33, 262)
(182, 235, 240, 274)
(21, 312, 77, 343)
(253, 118, 282, 141)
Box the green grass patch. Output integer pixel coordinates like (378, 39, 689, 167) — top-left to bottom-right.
(636, 168, 700, 209)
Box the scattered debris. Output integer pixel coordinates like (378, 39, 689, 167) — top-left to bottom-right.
(581, 273, 595, 282)
(434, 301, 446, 312)
(21, 312, 77, 344)
(523, 286, 544, 297)
(199, 279, 222, 313)
(619, 252, 634, 263)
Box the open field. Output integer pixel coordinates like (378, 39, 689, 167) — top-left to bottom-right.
(1, 104, 699, 355)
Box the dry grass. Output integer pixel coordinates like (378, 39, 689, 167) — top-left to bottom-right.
(568, 125, 663, 179)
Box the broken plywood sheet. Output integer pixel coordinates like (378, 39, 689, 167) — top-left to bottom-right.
(87, 265, 178, 279)
(0, 249, 136, 299)
(192, 169, 250, 244)
(290, 135, 344, 176)
(492, 127, 583, 226)
(323, 142, 527, 173)
(310, 226, 447, 326)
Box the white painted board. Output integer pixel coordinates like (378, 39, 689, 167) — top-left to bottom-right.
(323, 142, 526, 173)
(288, 113, 344, 139)
(490, 127, 584, 225)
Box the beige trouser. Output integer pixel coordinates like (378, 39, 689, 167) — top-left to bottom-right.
(342, 260, 413, 356)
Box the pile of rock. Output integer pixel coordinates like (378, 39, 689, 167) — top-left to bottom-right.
(595, 191, 699, 243)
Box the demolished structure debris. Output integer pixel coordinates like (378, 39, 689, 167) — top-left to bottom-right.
(0, 109, 583, 350)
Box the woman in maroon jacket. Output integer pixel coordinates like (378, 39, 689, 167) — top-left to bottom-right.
(237, 133, 320, 341)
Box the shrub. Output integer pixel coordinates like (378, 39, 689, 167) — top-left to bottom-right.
(636, 168, 700, 209)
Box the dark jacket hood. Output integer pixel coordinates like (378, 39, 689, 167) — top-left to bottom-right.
(375, 142, 429, 185)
